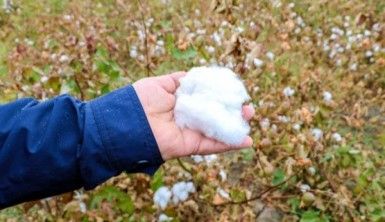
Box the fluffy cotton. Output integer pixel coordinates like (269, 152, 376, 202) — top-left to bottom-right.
(153, 187, 172, 210)
(219, 169, 227, 182)
(191, 154, 218, 164)
(311, 128, 323, 141)
(217, 188, 230, 199)
(283, 86, 295, 97)
(323, 91, 333, 102)
(158, 214, 173, 222)
(300, 184, 311, 193)
(174, 66, 251, 146)
(154, 182, 196, 209)
(332, 132, 342, 142)
(171, 181, 195, 204)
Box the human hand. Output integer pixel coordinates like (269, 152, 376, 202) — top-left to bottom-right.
(133, 72, 255, 161)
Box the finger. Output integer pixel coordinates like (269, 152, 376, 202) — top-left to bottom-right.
(168, 71, 187, 89)
(193, 136, 253, 156)
(242, 104, 255, 121)
(156, 71, 187, 94)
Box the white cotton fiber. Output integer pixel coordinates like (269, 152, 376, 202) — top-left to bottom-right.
(153, 186, 172, 210)
(174, 66, 251, 146)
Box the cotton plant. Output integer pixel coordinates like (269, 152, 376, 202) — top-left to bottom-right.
(323, 91, 333, 102)
(171, 181, 195, 204)
(191, 154, 218, 164)
(283, 87, 295, 97)
(253, 58, 264, 68)
(219, 169, 227, 182)
(2, 0, 12, 12)
(332, 132, 342, 142)
(311, 128, 323, 141)
(153, 187, 172, 210)
(153, 182, 195, 209)
(158, 214, 173, 222)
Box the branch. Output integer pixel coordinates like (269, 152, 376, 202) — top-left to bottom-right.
(214, 171, 299, 206)
(73, 75, 85, 100)
(136, 0, 152, 77)
(177, 158, 193, 175)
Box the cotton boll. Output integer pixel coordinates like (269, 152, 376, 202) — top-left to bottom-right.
(293, 123, 301, 131)
(300, 184, 311, 193)
(266, 51, 275, 60)
(191, 155, 204, 163)
(219, 169, 227, 181)
(332, 132, 342, 142)
(311, 128, 323, 141)
(175, 66, 251, 146)
(283, 87, 295, 97)
(171, 181, 195, 204)
(153, 187, 172, 210)
(253, 58, 264, 67)
(217, 188, 230, 199)
(204, 154, 218, 164)
(323, 91, 333, 102)
(260, 118, 270, 130)
(159, 214, 173, 222)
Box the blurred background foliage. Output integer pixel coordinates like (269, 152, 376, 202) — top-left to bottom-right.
(0, 0, 385, 221)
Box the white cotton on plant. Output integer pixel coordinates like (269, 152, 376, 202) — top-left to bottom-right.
(365, 50, 373, 58)
(191, 155, 204, 163)
(300, 184, 311, 193)
(74, 190, 87, 213)
(259, 118, 270, 130)
(311, 128, 323, 141)
(266, 51, 275, 60)
(219, 169, 227, 182)
(130, 46, 138, 58)
(191, 154, 217, 164)
(217, 188, 230, 199)
(171, 181, 195, 204)
(283, 87, 295, 97)
(278, 115, 290, 123)
(175, 66, 251, 146)
(153, 187, 172, 210)
(204, 154, 218, 163)
(59, 54, 70, 63)
(253, 58, 264, 67)
(158, 214, 173, 222)
(323, 91, 333, 102)
(293, 123, 301, 131)
(332, 132, 342, 142)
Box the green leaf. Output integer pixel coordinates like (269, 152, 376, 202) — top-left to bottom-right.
(300, 210, 330, 222)
(171, 46, 197, 60)
(165, 33, 197, 60)
(377, 132, 385, 148)
(230, 188, 247, 202)
(95, 47, 109, 59)
(371, 208, 385, 222)
(0, 65, 7, 77)
(300, 210, 320, 222)
(288, 197, 301, 214)
(272, 168, 286, 186)
(241, 148, 255, 161)
(150, 169, 164, 192)
(95, 60, 110, 74)
(101, 84, 111, 95)
(90, 186, 134, 215)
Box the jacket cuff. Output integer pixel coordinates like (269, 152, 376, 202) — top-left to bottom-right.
(86, 85, 163, 184)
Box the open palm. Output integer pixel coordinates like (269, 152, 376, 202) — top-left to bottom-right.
(133, 72, 254, 160)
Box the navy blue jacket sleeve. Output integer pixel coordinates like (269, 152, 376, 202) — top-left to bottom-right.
(0, 85, 164, 209)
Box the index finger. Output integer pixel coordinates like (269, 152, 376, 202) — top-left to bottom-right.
(168, 71, 187, 88)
